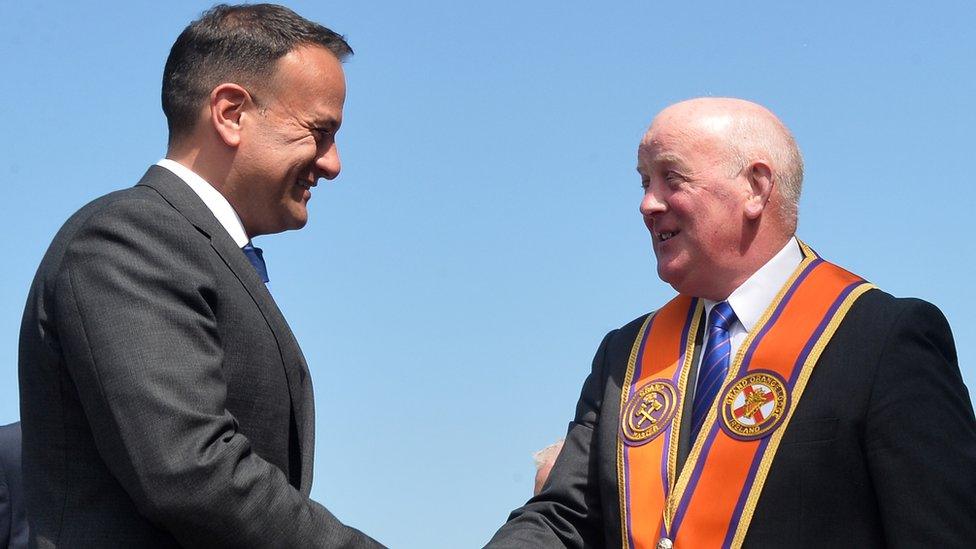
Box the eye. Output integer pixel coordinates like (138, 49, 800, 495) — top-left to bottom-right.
(664, 170, 685, 186)
(310, 127, 336, 147)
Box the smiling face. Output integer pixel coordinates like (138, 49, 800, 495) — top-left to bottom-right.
(232, 45, 346, 236)
(637, 106, 756, 299)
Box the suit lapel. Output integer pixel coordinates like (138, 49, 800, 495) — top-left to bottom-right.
(136, 166, 316, 491)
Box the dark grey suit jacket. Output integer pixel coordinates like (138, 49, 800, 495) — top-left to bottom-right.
(19, 166, 382, 547)
(0, 422, 28, 549)
(488, 290, 976, 548)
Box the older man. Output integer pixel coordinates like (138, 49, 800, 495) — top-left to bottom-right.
(532, 440, 565, 497)
(488, 98, 976, 547)
(19, 4, 381, 547)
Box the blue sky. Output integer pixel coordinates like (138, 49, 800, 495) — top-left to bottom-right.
(1, 1, 974, 547)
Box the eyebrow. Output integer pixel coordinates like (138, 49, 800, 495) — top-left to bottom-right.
(637, 152, 687, 175)
(652, 152, 686, 167)
(313, 117, 340, 131)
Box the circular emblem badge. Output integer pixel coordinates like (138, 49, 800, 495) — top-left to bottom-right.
(720, 370, 790, 441)
(621, 378, 679, 446)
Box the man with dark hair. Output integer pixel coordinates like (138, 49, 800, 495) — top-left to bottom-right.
(488, 98, 976, 547)
(19, 4, 382, 547)
(161, 3, 353, 142)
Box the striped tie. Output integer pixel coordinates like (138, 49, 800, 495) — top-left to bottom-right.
(691, 301, 736, 440)
(242, 242, 269, 283)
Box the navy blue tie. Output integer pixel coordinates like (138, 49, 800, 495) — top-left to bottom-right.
(691, 301, 736, 440)
(242, 242, 269, 283)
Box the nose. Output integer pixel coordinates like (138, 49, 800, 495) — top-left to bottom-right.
(639, 184, 667, 218)
(315, 142, 341, 180)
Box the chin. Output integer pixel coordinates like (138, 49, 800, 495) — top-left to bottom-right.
(656, 261, 682, 287)
(284, 208, 309, 231)
(659, 265, 704, 297)
(261, 217, 307, 236)
(287, 218, 309, 231)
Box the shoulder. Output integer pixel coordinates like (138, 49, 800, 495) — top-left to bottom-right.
(41, 186, 176, 255)
(842, 288, 952, 345)
(26, 183, 218, 317)
(583, 312, 655, 384)
(830, 288, 961, 404)
(817, 287, 957, 385)
(597, 313, 652, 360)
(847, 287, 942, 318)
(617, 312, 654, 340)
(62, 185, 189, 241)
(38, 185, 205, 277)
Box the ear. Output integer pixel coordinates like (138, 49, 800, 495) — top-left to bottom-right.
(743, 161, 773, 220)
(209, 83, 252, 148)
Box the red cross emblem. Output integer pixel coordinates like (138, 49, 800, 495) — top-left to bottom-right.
(720, 370, 790, 441)
(733, 385, 776, 424)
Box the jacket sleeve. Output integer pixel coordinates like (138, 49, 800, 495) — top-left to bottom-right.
(486, 330, 618, 548)
(55, 199, 382, 548)
(864, 299, 976, 547)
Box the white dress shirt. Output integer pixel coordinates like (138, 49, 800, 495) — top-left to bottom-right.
(155, 158, 250, 248)
(691, 237, 803, 391)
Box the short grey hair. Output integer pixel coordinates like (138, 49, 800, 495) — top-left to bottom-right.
(724, 112, 804, 230)
(533, 439, 565, 469)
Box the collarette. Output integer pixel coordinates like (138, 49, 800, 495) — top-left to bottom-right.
(701, 236, 803, 332)
(156, 158, 250, 247)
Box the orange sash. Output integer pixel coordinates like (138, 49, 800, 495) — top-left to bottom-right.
(617, 243, 875, 549)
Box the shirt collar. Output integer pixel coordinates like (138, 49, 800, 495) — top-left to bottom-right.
(702, 236, 803, 332)
(155, 158, 250, 248)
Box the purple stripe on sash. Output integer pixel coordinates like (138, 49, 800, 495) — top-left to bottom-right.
(623, 446, 636, 549)
(720, 436, 773, 548)
(719, 279, 865, 547)
(629, 316, 655, 400)
(670, 421, 721, 533)
(659, 426, 672, 497)
(681, 299, 699, 354)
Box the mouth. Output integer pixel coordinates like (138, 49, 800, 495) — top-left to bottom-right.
(296, 180, 316, 191)
(656, 229, 679, 242)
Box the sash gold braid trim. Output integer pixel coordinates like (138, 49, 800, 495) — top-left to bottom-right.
(618, 298, 700, 549)
(728, 281, 876, 548)
(665, 248, 820, 523)
(618, 313, 655, 549)
(669, 304, 703, 494)
(662, 302, 703, 530)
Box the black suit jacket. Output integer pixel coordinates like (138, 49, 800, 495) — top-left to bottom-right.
(19, 166, 381, 547)
(488, 290, 976, 547)
(0, 422, 28, 549)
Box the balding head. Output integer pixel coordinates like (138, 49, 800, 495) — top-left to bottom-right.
(637, 98, 802, 299)
(647, 98, 803, 230)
